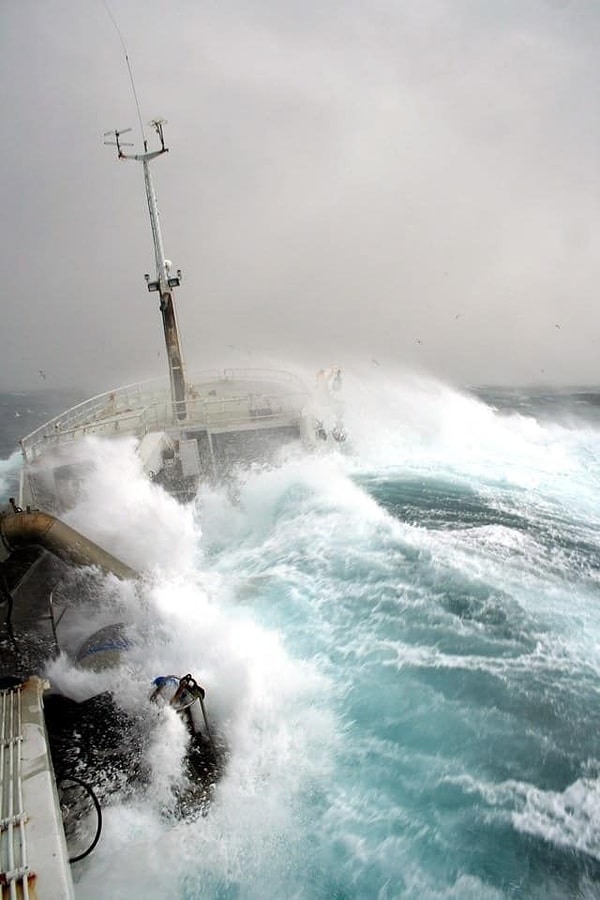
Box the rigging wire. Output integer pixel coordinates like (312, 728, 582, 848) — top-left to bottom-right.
(100, 0, 147, 150)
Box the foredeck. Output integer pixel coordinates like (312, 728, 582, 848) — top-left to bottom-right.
(20, 369, 310, 465)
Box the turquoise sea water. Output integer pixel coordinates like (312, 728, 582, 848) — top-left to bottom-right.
(2, 376, 600, 899)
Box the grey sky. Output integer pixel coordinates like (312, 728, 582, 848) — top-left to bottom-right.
(2, 0, 600, 390)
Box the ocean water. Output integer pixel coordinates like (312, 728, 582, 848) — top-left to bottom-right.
(2, 374, 600, 899)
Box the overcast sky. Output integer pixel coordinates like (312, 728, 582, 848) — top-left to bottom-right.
(2, 0, 600, 391)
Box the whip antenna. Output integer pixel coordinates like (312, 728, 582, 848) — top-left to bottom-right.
(101, 0, 146, 149)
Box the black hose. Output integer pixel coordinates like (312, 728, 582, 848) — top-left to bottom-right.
(57, 774, 103, 863)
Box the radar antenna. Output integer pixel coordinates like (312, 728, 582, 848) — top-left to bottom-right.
(102, 127, 134, 157)
(104, 119, 187, 421)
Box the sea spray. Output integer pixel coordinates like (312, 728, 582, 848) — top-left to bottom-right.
(35, 443, 338, 898)
(0, 449, 22, 500)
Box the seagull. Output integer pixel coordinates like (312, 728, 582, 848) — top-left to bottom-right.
(39, 369, 46, 380)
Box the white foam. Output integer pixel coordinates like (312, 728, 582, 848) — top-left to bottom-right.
(446, 772, 600, 862)
(339, 368, 600, 519)
(63, 436, 199, 575)
(513, 777, 600, 860)
(40, 440, 341, 897)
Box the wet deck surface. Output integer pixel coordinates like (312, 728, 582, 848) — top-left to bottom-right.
(0, 549, 64, 677)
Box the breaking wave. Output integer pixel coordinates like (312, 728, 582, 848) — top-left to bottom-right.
(3, 374, 600, 897)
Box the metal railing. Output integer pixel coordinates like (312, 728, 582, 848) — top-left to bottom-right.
(1, 683, 29, 900)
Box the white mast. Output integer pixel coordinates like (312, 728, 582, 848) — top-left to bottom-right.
(104, 120, 187, 421)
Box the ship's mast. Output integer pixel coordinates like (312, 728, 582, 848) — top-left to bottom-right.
(104, 120, 187, 421)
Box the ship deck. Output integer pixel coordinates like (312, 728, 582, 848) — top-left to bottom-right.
(19, 369, 310, 465)
(17, 368, 313, 510)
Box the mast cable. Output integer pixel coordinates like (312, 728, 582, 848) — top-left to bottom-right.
(101, 0, 147, 150)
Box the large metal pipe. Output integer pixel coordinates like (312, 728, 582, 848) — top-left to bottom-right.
(0, 509, 138, 581)
(159, 288, 187, 421)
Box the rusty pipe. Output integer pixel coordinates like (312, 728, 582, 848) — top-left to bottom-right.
(0, 509, 138, 581)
